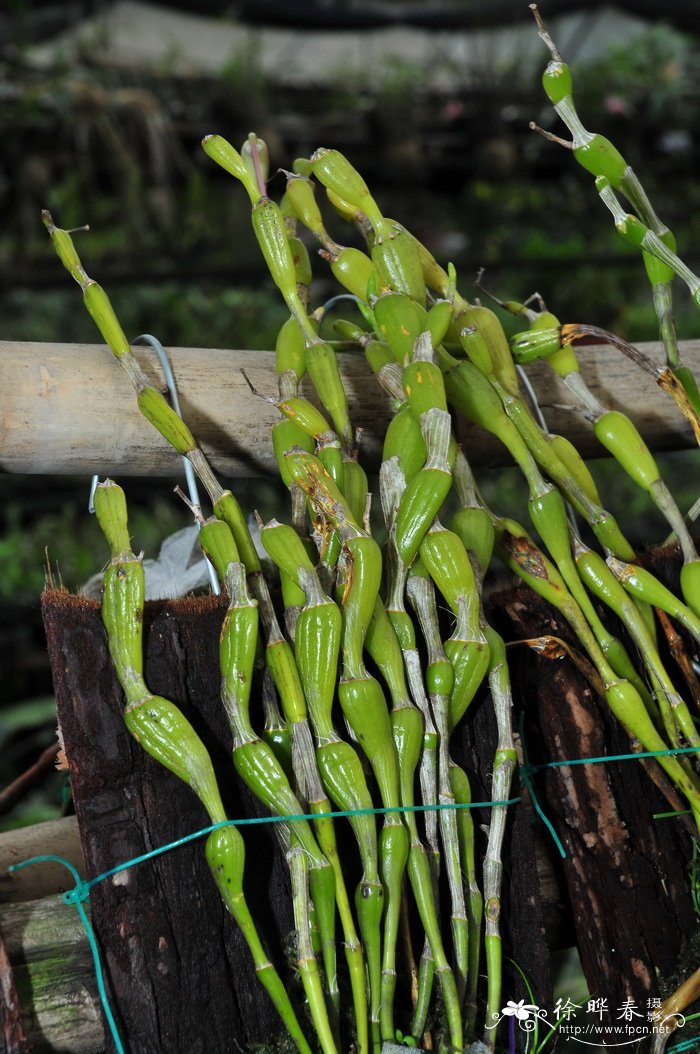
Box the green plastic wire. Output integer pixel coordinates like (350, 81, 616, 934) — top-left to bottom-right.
(518, 715, 568, 859)
(8, 853, 127, 1054)
(669, 1034, 700, 1053)
(12, 797, 522, 904)
(8, 797, 518, 1054)
(519, 732, 700, 860)
(9, 742, 700, 1050)
(534, 744, 700, 769)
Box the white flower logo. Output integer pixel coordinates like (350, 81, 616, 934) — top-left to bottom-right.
(486, 999, 546, 1030)
(502, 999, 538, 1021)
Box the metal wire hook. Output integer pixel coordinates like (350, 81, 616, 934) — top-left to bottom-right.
(89, 333, 220, 596)
(319, 293, 362, 314)
(315, 293, 363, 337)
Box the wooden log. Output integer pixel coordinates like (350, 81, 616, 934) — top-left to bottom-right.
(490, 543, 697, 1014)
(0, 920, 30, 1054)
(0, 820, 568, 1054)
(41, 589, 300, 1054)
(38, 588, 556, 1053)
(0, 339, 697, 476)
(1, 895, 104, 1054)
(0, 816, 85, 905)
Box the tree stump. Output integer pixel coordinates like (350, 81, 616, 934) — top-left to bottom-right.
(490, 542, 697, 1016)
(38, 539, 697, 1051)
(40, 588, 554, 1052)
(42, 590, 295, 1053)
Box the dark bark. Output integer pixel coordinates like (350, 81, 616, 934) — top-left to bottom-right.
(454, 683, 554, 1040)
(42, 589, 295, 1054)
(489, 544, 697, 1017)
(42, 586, 556, 1053)
(41, 538, 697, 1052)
(0, 920, 30, 1054)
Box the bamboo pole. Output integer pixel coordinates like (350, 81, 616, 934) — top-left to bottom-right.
(0, 818, 84, 905)
(0, 893, 104, 1053)
(0, 340, 697, 476)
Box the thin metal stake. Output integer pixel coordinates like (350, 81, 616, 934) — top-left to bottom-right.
(89, 333, 220, 596)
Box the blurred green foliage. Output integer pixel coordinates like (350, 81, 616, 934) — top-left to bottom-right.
(575, 24, 694, 124)
(0, 696, 65, 832)
(3, 284, 288, 350)
(3, 23, 700, 348)
(0, 493, 186, 603)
